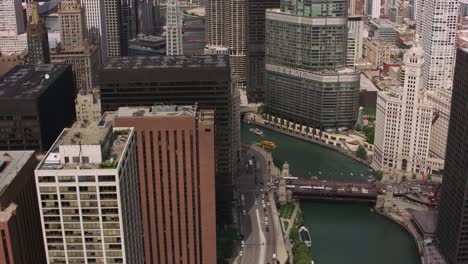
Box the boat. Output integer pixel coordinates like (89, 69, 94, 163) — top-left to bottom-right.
(249, 128, 264, 136)
(299, 226, 312, 248)
(257, 140, 277, 149)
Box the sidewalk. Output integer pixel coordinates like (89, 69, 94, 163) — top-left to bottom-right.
(285, 204, 300, 235)
(269, 192, 290, 263)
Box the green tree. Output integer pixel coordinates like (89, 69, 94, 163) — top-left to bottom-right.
(357, 145, 367, 159)
(373, 170, 384, 181)
(355, 124, 362, 132)
(289, 226, 299, 241)
(257, 104, 266, 114)
(363, 125, 375, 144)
(293, 242, 313, 264)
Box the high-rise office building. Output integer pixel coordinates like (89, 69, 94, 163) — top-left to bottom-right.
(166, 0, 183, 55)
(349, 0, 365, 16)
(102, 0, 129, 57)
(416, 0, 458, 161)
(373, 42, 434, 173)
(245, 0, 280, 102)
(135, 0, 159, 36)
(79, 0, 107, 62)
(26, 3, 50, 65)
(205, 0, 247, 85)
(51, 0, 100, 92)
(0, 64, 76, 151)
(366, 0, 381, 18)
(114, 105, 216, 264)
(264, 0, 360, 130)
(35, 116, 144, 264)
(436, 48, 468, 264)
(0, 0, 27, 55)
(0, 151, 46, 264)
(347, 16, 364, 67)
(99, 55, 239, 224)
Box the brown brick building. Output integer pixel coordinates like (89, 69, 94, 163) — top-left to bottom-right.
(0, 151, 45, 264)
(114, 105, 216, 264)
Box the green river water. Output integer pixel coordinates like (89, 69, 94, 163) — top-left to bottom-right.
(241, 123, 421, 264)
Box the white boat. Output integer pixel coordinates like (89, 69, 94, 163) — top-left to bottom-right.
(249, 128, 264, 136)
(299, 226, 312, 248)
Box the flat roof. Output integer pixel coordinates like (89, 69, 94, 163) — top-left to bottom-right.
(116, 105, 197, 118)
(360, 73, 379, 92)
(0, 64, 70, 100)
(62, 120, 112, 146)
(410, 210, 438, 235)
(102, 55, 228, 70)
(0, 151, 34, 197)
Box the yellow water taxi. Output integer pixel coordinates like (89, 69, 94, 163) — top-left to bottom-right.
(257, 140, 277, 149)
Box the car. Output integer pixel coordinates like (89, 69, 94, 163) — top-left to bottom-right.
(267, 202, 271, 206)
(239, 250, 243, 256)
(263, 203, 266, 208)
(266, 227, 269, 232)
(265, 217, 268, 221)
(241, 240, 245, 247)
(242, 209, 246, 215)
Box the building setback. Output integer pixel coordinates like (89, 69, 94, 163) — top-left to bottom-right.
(51, 0, 100, 92)
(245, 0, 280, 102)
(99, 55, 239, 224)
(114, 105, 216, 264)
(436, 48, 468, 264)
(35, 115, 144, 264)
(0, 151, 46, 264)
(0, 64, 76, 151)
(264, 1, 360, 130)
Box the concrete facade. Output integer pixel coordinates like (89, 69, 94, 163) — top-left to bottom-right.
(114, 105, 216, 264)
(75, 90, 102, 122)
(35, 116, 144, 264)
(166, 0, 183, 55)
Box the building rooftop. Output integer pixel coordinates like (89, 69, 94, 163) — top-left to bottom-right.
(38, 113, 133, 170)
(0, 151, 34, 197)
(360, 74, 379, 92)
(102, 55, 228, 70)
(410, 210, 438, 236)
(115, 105, 215, 125)
(0, 64, 70, 99)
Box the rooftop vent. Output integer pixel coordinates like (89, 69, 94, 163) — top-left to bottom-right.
(35, 64, 54, 72)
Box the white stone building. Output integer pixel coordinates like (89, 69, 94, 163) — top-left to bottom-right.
(35, 114, 144, 264)
(75, 90, 102, 122)
(166, 0, 183, 55)
(373, 42, 435, 174)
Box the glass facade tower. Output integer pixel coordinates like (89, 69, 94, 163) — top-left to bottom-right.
(265, 0, 360, 130)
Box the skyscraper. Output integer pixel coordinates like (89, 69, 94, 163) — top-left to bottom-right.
(245, 0, 280, 102)
(0, 64, 76, 151)
(417, 0, 459, 161)
(0, 151, 46, 264)
(205, 0, 246, 85)
(99, 55, 239, 224)
(35, 117, 144, 264)
(51, 0, 100, 92)
(103, 0, 129, 57)
(264, 0, 360, 130)
(0, 0, 27, 55)
(436, 48, 468, 264)
(79, 0, 107, 62)
(26, 3, 50, 65)
(347, 16, 364, 67)
(114, 105, 216, 264)
(373, 42, 434, 174)
(166, 0, 183, 55)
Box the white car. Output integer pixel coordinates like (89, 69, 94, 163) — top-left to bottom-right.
(265, 217, 268, 221)
(241, 240, 245, 248)
(239, 250, 243, 256)
(242, 209, 246, 215)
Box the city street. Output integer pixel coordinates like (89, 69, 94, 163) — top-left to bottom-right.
(236, 144, 277, 264)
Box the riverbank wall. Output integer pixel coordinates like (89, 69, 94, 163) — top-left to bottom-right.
(375, 209, 426, 264)
(243, 119, 374, 171)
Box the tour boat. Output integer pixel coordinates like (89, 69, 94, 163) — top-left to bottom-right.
(249, 128, 264, 136)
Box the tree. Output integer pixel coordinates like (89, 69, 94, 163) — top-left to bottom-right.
(363, 125, 375, 144)
(293, 242, 313, 264)
(373, 170, 384, 181)
(289, 226, 299, 241)
(357, 145, 367, 159)
(412, 174, 417, 180)
(355, 124, 362, 132)
(401, 175, 407, 182)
